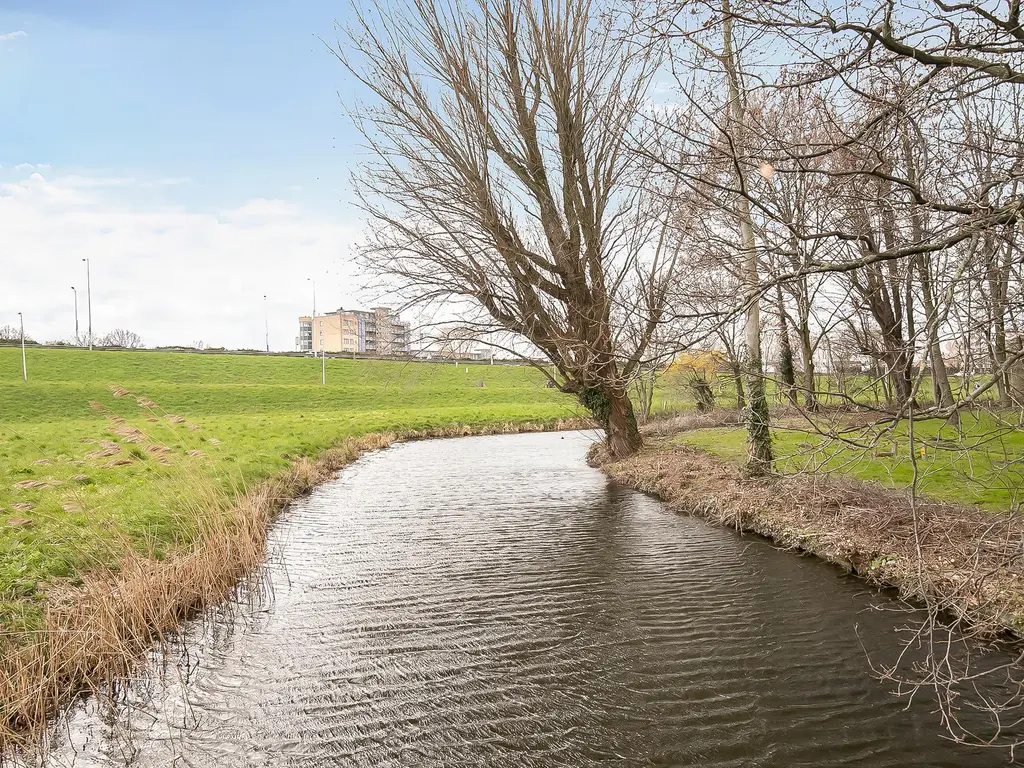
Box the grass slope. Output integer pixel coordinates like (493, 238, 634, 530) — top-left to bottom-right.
(0, 348, 577, 627)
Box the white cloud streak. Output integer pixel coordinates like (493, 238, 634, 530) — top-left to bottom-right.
(0, 172, 365, 350)
(0, 30, 27, 42)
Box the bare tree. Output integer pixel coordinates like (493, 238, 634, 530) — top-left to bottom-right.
(339, 0, 679, 457)
(0, 325, 35, 345)
(639, 0, 1024, 751)
(98, 329, 145, 349)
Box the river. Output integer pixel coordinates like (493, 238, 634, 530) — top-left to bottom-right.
(42, 431, 1017, 766)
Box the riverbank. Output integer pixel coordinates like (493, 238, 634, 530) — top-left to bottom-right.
(596, 434, 1024, 639)
(671, 411, 1024, 511)
(0, 347, 585, 751)
(0, 417, 593, 752)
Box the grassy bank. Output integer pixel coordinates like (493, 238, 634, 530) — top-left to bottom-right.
(649, 372, 1001, 417)
(598, 435, 1024, 638)
(674, 412, 1024, 511)
(0, 348, 578, 629)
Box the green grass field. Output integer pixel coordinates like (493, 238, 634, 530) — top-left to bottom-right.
(675, 413, 1024, 511)
(0, 348, 578, 627)
(653, 370, 1021, 508)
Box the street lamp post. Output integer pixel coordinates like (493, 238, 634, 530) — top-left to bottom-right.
(263, 294, 270, 353)
(307, 278, 316, 325)
(71, 286, 79, 341)
(307, 278, 325, 384)
(17, 312, 26, 382)
(81, 259, 93, 350)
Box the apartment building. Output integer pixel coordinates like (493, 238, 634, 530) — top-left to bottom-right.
(297, 307, 410, 356)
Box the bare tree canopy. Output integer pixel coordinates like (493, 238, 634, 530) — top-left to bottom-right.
(0, 325, 35, 345)
(338, 0, 683, 458)
(336, 1, 1024, 746)
(98, 329, 145, 349)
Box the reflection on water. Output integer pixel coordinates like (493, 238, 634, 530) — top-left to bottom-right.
(41, 432, 1017, 766)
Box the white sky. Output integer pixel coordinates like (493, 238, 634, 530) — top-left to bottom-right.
(1, 169, 370, 350)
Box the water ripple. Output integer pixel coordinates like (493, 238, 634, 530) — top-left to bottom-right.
(45, 431, 1014, 767)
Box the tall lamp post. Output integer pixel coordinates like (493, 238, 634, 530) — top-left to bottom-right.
(71, 286, 79, 342)
(81, 258, 93, 350)
(17, 312, 26, 381)
(307, 278, 325, 384)
(263, 294, 270, 353)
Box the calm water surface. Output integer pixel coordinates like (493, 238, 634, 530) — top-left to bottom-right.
(46, 432, 1016, 766)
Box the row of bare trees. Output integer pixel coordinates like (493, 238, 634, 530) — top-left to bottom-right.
(339, 0, 1024, 467)
(640, 0, 1024, 467)
(0, 327, 144, 348)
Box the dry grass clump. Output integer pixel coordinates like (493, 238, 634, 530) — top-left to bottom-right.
(398, 416, 593, 441)
(602, 441, 1024, 636)
(0, 417, 594, 756)
(641, 408, 743, 438)
(11, 481, 51, 491)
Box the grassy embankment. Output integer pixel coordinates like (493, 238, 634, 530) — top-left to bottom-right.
(650, 371, 1001, 415)
(0, 348, 579, 631)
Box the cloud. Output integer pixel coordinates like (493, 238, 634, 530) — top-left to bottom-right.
(0, 172, 365, 349)
(144, 177, 191, 187)
(0, 30, 27, 42)
(57, 174, 138, 188)
(221, 197, 303, 221)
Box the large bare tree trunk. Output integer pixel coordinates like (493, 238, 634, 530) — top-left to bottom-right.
(901, 129, 954, 408)
(606, 389, 643, 457)
(850, 259, 915, 407)
(787, 275, 819, 411)
(915, 253, 954, 408)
